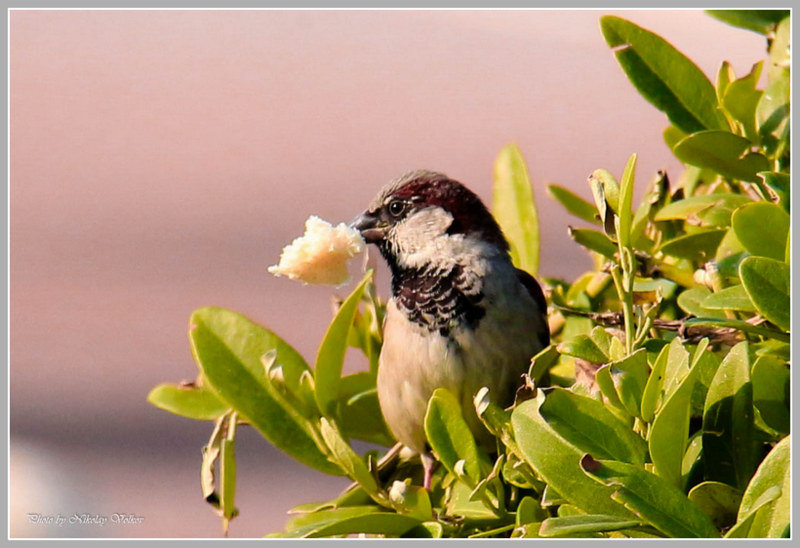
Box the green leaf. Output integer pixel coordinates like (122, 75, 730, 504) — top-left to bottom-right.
(337, 373, 394, 446)
(188, 307, 340, 475)
(649, 339, 708, 489)
(580, 457, 720, 538)
(757, 172, 789, 210)
(654, 193, 751, 226)
(600, 16, 727, 134)
(388, 481, 433, 522)
(722, 62, 763, 141)
(702, 341, 758, 490)
(734, 435, 790, 538)
(688, 342, 722, 417)
(751, 356, 789, 434)
(557, 334, 609, 364)
(281, 506, 421, 538)
(684, 318, 789, 342)
(540, 514, 643, 537)
(424, 388, 483, 483)
(715, 61, 734, 104)
(540, 388, 648, 465)
(640, 338, 688, 422)
(757, 76, 789, 143)
(672, 130, 769, 183)
(568, 228, 617, 258)
(739, 256, 790, 331)
(660, 229, 727, 262)
(319, 418, 378, 494)
(589, 169, 620, 214)
(305, 513, 421, 538)
(547, 185, 599, 224)
(528, 344, 560, 385)
(516, 496, 547, 527)
(315, 270, 373, 418)
(147, 382, 229, 421)
(677, 287, 728, 319)
(599, 349, 649, 419)
(617, 153, 637, 248)
(731, 202, 790, 261)
(511, 394, 631, 517)
(766, 16, 790, 82)
(493, 143, 540, 276)
(687, 481, 742, 530)
(701, 284, 756, 313)
(706, 10, 789, 35)
(219, 437, 237, 521)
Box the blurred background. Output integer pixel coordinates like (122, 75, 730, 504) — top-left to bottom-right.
(10, 9, 768, 538)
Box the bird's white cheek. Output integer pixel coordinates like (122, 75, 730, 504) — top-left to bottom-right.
(391, 207, 456, 268)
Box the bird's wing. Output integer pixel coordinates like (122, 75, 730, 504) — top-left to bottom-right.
(515, 268, 550, 347)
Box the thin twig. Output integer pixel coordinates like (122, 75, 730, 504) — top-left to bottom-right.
(554, 306, 743, 345)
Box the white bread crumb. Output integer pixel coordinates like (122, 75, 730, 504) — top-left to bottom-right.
(268, 216, 365, 286)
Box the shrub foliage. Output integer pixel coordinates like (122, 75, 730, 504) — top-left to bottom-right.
(148, 11, 790, 538)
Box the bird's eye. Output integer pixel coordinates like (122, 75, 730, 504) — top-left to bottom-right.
(387, 200, 406, 218)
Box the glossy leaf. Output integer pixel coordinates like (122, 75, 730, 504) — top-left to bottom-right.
(219, 437, 237, 521)
(315, 271, 373, 418)
(279, 506, 421, 538)
(756, 76, 789, 143)
(706, 10, 789, 35)
(600, 16, 727, 134)
(388, 481, 433, 521)
(580, 457, 720, 538)
(766, 16, 791, 82)
(568, 228, 617, 258)
(424, 388, 483, 483)
(731, 202, 790, 261)
(685, 318, 789, 342)
(557, 334, 609, 365)
(687, 481, 742, 530)
(677, 287, 727, 319)
(493, 143, 540, 276)
(751, 356, 789, 434)
(722, 62, 763, 141)
(654, 193, 751, 225)
(617, 153, 637, 248)
(672, 131, 769, 183)
(757, 172, 789, 210)
(649, 339, 708, 488)
(319, 418, 378, 494)
(189, 307, 340, 475)
(659, 229, 727, 262)
(516, 496, 547, 527)
(734, 435, 790, 538)
(701, 284, 756, 313)
(640, 338, 688, 422)
(702, 342, 758, 490)
(337, 372, 394, 446)
(147, 382, 229, 421)
(589, 169, 620, 214)
(511, 394, 631, 517)
(540, 388, 648, 465)
(739, 256, 790, 331)
(547, 184, 599, 224)
(528, 344, 560, 385)
(540, 514, 642, 537)
(601, 349, 648, 419)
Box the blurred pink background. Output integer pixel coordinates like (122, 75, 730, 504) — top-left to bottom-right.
(10, 9, 767, 538)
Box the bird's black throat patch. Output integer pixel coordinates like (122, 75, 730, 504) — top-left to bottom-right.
(387, 260, 485, 337)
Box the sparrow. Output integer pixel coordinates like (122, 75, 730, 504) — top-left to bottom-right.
(351, 170, 549, 489)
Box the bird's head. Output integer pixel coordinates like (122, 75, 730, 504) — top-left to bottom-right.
(350, 170, 509, 271)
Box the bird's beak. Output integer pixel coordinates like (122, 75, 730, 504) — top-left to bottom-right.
(350, 211, 387, 244)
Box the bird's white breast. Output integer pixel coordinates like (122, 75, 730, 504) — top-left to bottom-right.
(376, 257, 546, 454)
